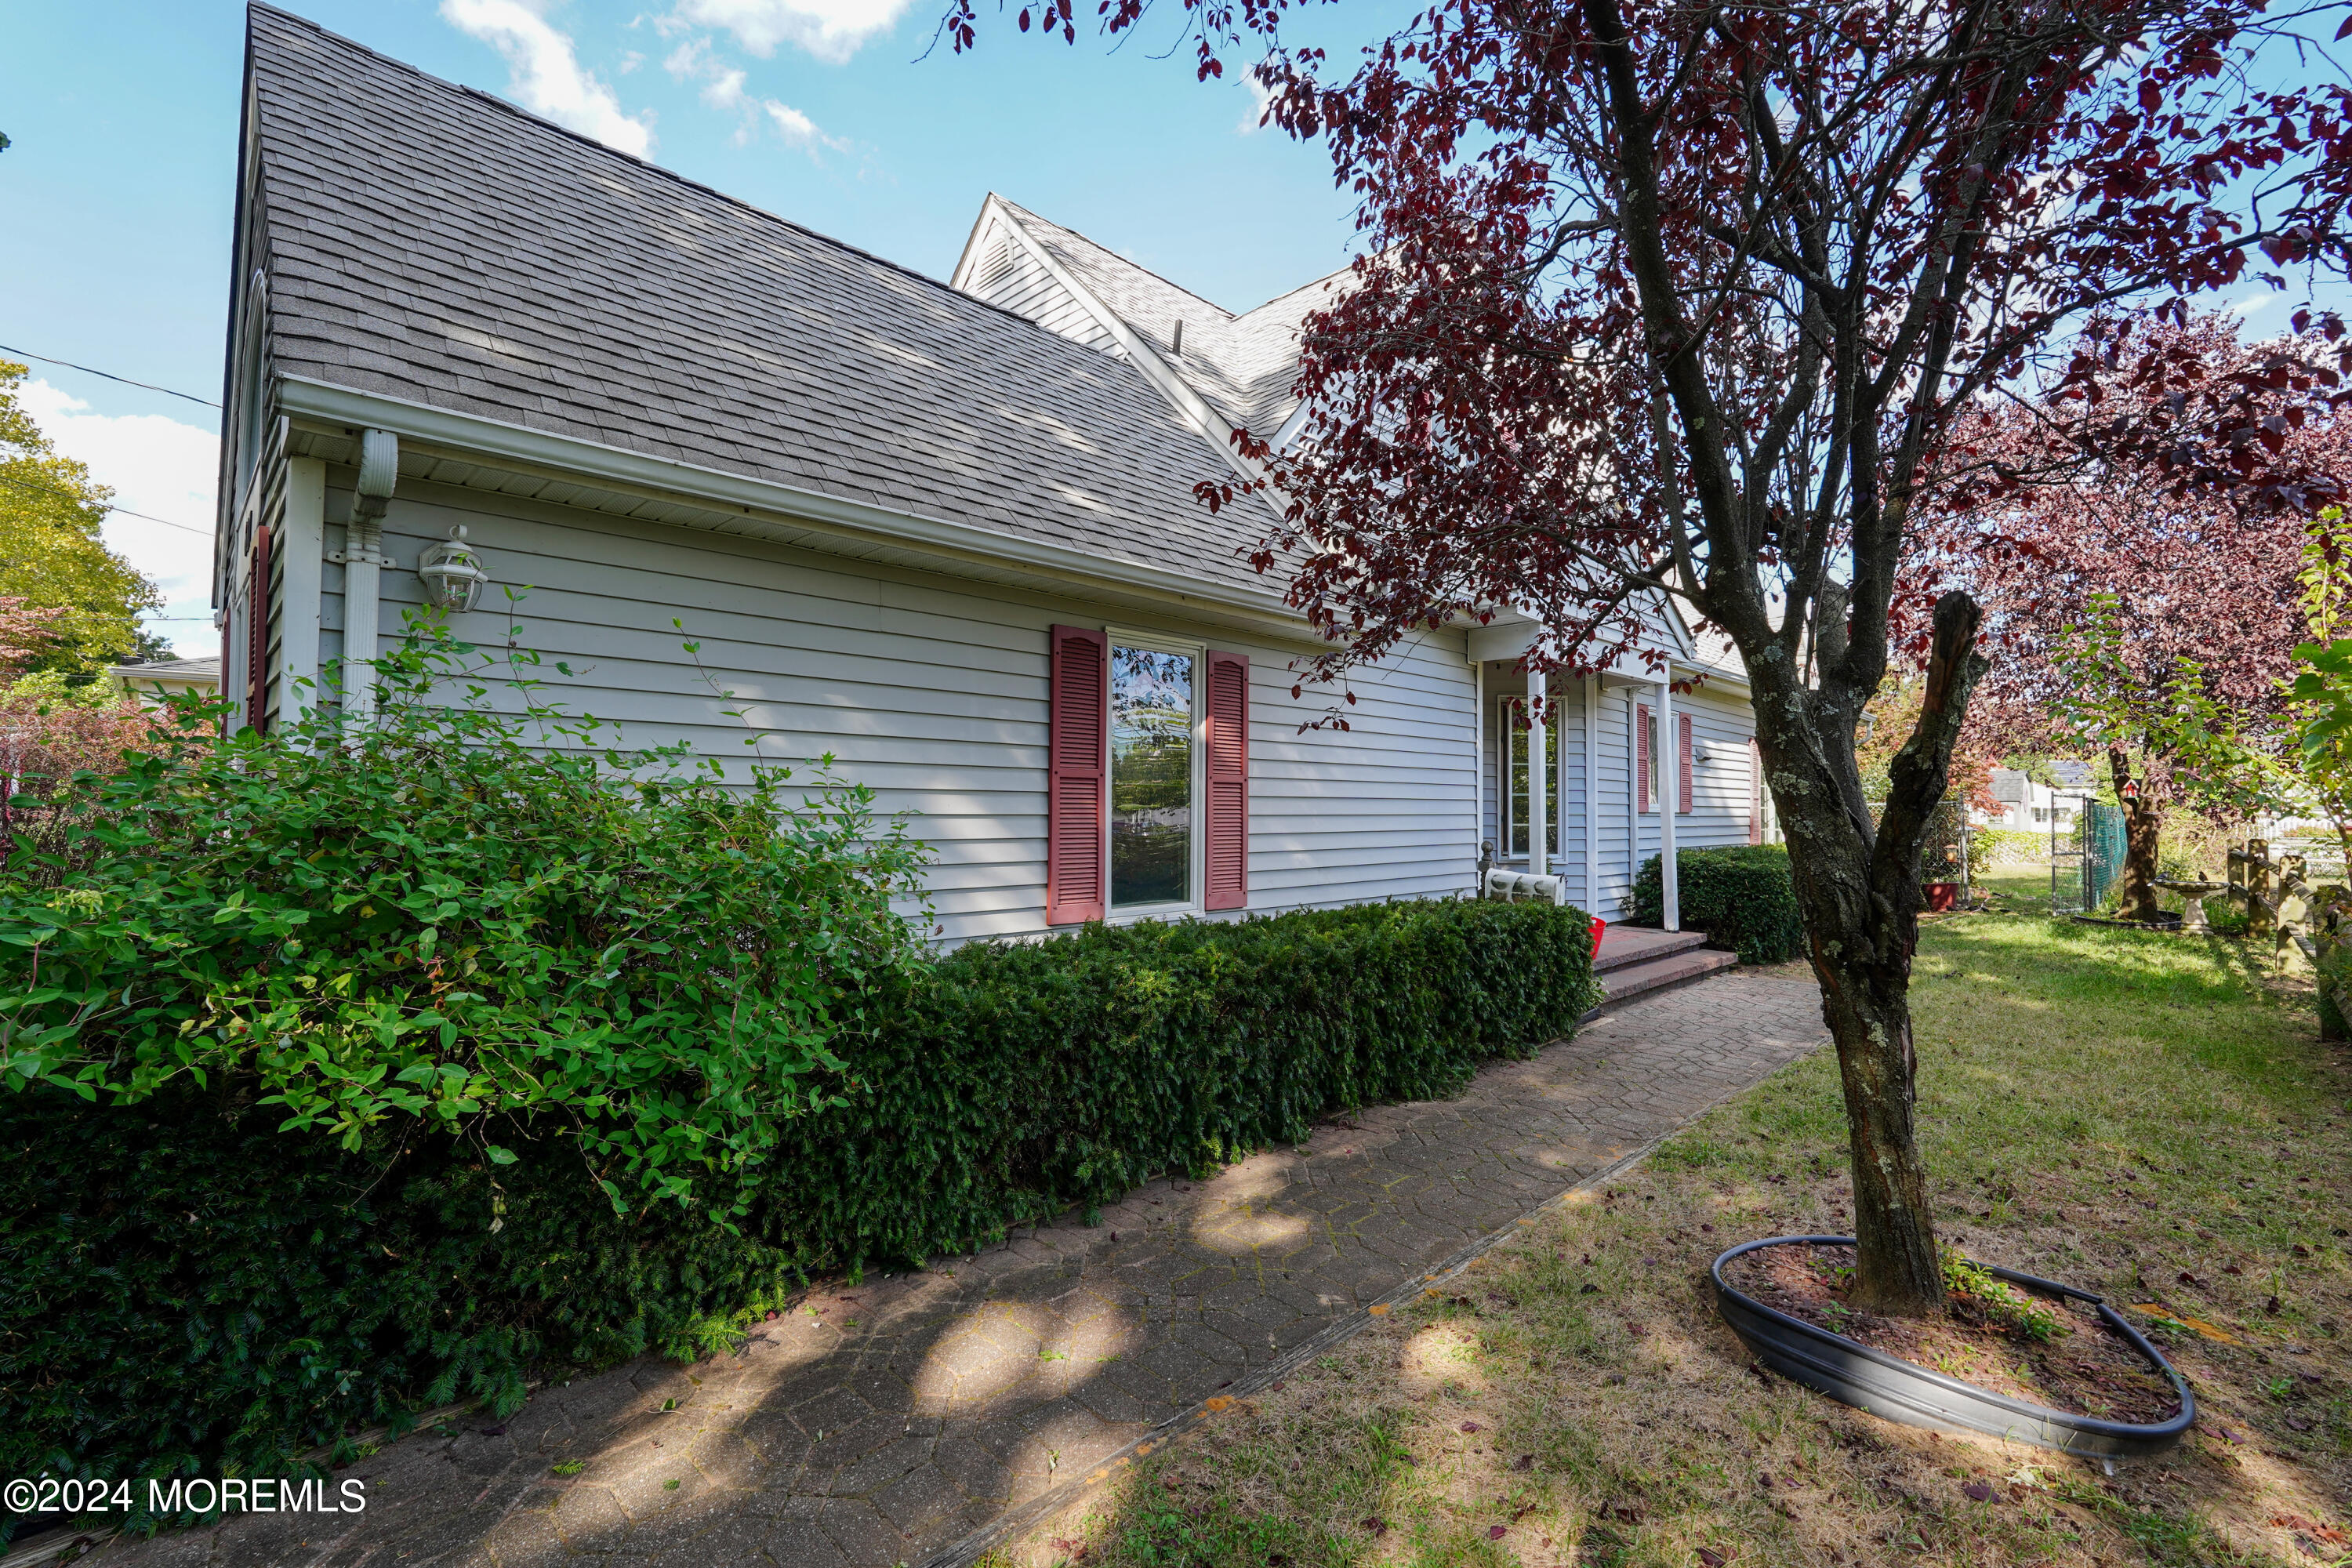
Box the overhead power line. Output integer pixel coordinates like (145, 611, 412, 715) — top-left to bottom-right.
(0, 343, 220, 408)
(0, 470, 215, 537)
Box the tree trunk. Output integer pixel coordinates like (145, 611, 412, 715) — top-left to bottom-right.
(1744, 593, 1988, 1316)
(2106, 746, 2166, 923)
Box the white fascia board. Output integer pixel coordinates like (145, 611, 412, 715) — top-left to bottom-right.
(1465, 608, 1749, 692)
(274, 376, 1302, 626)
(946, 193, 1005, 292)
(1267, 397, 1315, 453)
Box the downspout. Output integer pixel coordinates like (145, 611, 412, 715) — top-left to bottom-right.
(336, 429, 397, 727)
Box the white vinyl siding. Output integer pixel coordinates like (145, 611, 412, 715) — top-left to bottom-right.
(960, 220, 1123, 357)
(315, 472, 1477, 944)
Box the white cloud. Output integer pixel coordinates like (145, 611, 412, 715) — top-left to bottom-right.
(19, 382, 220, 658)
(1238, 67, 1276, 134)
(666, 37, 845, 154)
(441, 0, 657, 158)
(669, 0, 911, 66)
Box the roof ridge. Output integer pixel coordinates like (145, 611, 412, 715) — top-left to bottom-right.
(248, 2, 1058, 337)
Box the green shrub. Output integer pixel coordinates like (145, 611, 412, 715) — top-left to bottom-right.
(2, 1087, 803, 1521)
(1630, 844, 1805, 964)
(1973, 826, 2044, 871)
(1, 619, 930, 1215)
(766, 897, 1604, 1266)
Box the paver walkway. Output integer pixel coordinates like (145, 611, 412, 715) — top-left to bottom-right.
(91, 972, 1827, 1568)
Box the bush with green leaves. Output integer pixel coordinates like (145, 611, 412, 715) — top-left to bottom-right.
(5, 897, 1597, 1512)
(1631, 844, 1805, 964)
(764, 895, 1605, 1265)
(1, 620, 931, 1216)
(1972, 826, 2044, 868)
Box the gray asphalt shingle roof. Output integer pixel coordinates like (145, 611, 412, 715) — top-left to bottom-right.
(244, 5, 1277, 593)
(996, 199, 1345, 437)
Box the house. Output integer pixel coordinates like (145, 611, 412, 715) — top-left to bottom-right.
(108, 655, 223, 707)
(215, 5, 1767, 945)
(1980, 768, 2083, 836)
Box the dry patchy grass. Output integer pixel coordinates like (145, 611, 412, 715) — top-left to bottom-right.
(985, 896, 2352, 1567)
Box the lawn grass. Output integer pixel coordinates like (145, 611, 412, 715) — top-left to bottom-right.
(985, 888, 2352, 1566)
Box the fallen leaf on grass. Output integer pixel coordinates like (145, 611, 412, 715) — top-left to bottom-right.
(1697, 1549, 1727, 1567)
(1361, 1518, 1388, 1537)
(2293, 1243, 2314, 1258)
(2177, 1271, 2205, 1287)
(2286, 1414, 2315, 1432)
(2270, 1514, 2349, 1545)
(1963, 1480, 1994, 1502)
(1580, 1283, 1600, 1295)
(1489, 1526, 1508, 1540)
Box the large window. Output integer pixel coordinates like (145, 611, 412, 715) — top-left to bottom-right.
(1501, 700, 1560, 860)
(1110, 644, 1196, 908)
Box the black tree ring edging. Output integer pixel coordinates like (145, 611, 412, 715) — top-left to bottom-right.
(1711, 1236, 2195, 1457)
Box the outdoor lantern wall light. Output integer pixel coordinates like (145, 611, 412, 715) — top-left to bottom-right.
(417, 526, 489, 612)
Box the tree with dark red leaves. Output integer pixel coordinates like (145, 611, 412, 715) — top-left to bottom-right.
(960, 0, 2352, 1312)
(1910, 314, 2350, 924)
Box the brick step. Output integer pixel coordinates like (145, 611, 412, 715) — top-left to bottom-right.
(1585, 946, 1743, 1017)
(1592, 927, 1710, 975)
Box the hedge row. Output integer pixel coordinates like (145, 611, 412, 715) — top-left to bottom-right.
(2, 896, 1599, 1505)
(1630, 844, 1806, 964)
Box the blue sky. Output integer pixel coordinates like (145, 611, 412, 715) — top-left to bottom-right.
(1, 0, 1398, 653)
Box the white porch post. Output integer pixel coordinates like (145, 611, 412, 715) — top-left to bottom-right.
(1528, 669, 1548, 877)
(1657, 675, 1679, 931)
(1584, 673, 1600, 913)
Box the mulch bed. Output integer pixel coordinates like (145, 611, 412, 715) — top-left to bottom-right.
(1722, 1242, 2183, 1425)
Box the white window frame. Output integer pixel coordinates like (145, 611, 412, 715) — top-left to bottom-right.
(1103, 628, 1207, 921)
(1496, 696, 1561, 862)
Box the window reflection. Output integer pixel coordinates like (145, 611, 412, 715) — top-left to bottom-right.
(1504, 701, 1560, 859)
(1112, 645, 1193, 906)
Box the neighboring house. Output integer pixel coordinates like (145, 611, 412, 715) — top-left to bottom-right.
(108, 655, 222, 707)
(215, 5, 1766, 943)
(1980, 768, 2083, 835)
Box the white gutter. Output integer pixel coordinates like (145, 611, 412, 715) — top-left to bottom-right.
(274, 376, 1304, 630)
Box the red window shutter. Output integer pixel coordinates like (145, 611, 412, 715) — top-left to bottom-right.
(1748, 739, 1764, 844)
(1636, 702, 1651, 813)
(1203, 650, 1250, 911)
(1679, 712, 1694, 814)
(245, 523, 273, 735)
(1045, 624, 1108, 925)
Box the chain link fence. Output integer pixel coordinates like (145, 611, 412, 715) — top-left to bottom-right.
(2050, 798, 2125, 916)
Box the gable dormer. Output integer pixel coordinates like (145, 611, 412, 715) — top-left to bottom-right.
(953, 199, 1123, 357)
